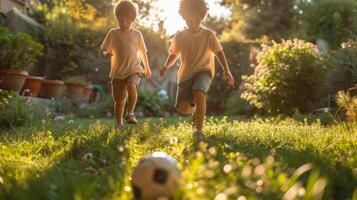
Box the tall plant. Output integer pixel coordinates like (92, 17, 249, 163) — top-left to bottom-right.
(0, 28, 43, 70)
(242, 39, 327, 115)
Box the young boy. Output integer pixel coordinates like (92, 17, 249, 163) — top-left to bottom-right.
(101, 0, 151, 129)
(160, 0, 235, 140)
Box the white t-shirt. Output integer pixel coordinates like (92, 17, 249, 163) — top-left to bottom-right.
(101, 28, 147, 79)
(169, 26, 223, 82)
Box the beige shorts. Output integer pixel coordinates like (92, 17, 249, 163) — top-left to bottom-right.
(111, 73, 141, 101)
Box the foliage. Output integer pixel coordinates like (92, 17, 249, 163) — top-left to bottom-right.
(301, 0, 357, 49)
(292, 110, 333, 126)
(75, 95, 114, 118)
(336, 90, 357, 122)
(242, 39, 327, 115)
(0, 28, 43, 70)
(224, 92, 255, 116)
(0, 90, 45, 129)
(328, 39, 357, 93)
(0, 118, 356, 199)
(0, 12, 7, 27)
(137, 90, 170, 117)
(207, 41, 252, 114)
(222, 0, 297, 41)
(64, 75, 89, 85)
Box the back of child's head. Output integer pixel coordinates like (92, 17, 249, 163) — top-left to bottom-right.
(179, 0, 209, 20)
(114, 0, 138, 22)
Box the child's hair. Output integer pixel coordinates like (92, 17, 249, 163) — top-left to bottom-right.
(179, 0, 209, 20)
(114, 0, 138, 21)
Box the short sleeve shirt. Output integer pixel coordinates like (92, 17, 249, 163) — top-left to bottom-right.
(101, 28, 147, 79)
(169, 27, 223, 82)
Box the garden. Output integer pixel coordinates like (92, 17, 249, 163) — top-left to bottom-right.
(0, 0, 356, 199)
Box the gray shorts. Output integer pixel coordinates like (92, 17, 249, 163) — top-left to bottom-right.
(176, 71, 212, 107)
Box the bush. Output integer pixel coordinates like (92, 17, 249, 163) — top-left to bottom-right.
(336, 89, 357, 122)
(0, 90, 46, 129)
(137, 90, 170, 117)
(242, 39, 327, 115)
(292, 110, 333, 125)
(0, 27, 43, 70)
(301, 0, 357, 49)
(224, 93, 255, 116)
(64, 75, 89, 85)
(328, 40, 357, 94)
(75, 95, 113, 118)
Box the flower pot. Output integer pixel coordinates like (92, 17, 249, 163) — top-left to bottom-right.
(66, 83, 86, 98)
(83, 86, 93, 103)
(0, 69, 28, 93)
(38, 80, 64, 99)
(21, 76, 44, 97)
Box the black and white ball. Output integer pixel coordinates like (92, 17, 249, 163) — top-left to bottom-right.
(131, 152, 181, 200)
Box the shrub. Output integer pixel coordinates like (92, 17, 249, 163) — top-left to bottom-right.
(224, 93, 255, 116)
(301, 0, 357, 49)
(137, 90, 170, 117)
(336, 89, 357, 122)
(0, 90, 46, 129)
(75, 95, 113, 118)
(64, 75, 89, 85)
(0, 27, 43, 70)
(242, 39, 327, 115)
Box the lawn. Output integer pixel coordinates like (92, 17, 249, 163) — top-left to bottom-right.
(0, 117, 356, 200)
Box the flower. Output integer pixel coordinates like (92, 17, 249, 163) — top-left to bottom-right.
(83, 152, 93, 160)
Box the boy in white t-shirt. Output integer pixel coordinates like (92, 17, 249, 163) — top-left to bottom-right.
(160, 0, 235, 140)
(101, 0, 151, 129)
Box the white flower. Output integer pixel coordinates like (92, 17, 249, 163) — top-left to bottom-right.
(83, 153, 93, 160)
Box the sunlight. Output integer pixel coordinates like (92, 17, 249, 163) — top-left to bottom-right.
(154, 0, 231, 35)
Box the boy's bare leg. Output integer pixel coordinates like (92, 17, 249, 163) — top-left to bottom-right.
(126, 83, 139, 124)
(127, 83, 137, 114)
(177, 101, 196, 115)
(193, 90, 206, 131)
(113, 80, 128, 127)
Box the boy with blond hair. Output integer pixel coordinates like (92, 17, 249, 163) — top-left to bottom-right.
(160, 0, 235, 140)
(101, 0, 151, 129)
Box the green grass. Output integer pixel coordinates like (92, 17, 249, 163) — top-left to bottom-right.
(0, 117, 356, 199)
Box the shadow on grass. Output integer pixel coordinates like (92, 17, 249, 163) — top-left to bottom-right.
(0, 125, 134, 200)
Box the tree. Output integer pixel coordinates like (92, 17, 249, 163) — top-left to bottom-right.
(221, 0, 297, 41)
(301, 0, 357, 49)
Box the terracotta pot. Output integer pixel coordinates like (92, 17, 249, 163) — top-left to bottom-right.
(66, 83, 86, 98)
(38, 80, 64, 99)
(83, 86, 93, 103)
(0, 69, 28, 93)
(21, 76, 44, 97)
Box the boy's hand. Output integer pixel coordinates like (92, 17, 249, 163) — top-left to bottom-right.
(160, 65, 168, 77)
(145, 68, 152, 80)
(103, 51, 112, 58)
(224, 71, 235, 86)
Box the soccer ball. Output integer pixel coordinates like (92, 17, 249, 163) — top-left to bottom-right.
(131, 152, 181, 200)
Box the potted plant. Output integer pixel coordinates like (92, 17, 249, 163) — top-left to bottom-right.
(83, 85, 93, 103)
(21, 76, 44, 97)
(0, 28, 43, 93)
(64, 75, 89, 99)
(38, 79, 65, 99)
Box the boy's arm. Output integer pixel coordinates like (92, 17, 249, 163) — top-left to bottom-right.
(215, 50, 235, 86)
(138, 49, 151, 80)
(160, 54, 178, 77)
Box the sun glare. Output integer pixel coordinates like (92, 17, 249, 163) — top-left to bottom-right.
(154, 0, 231, 35)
